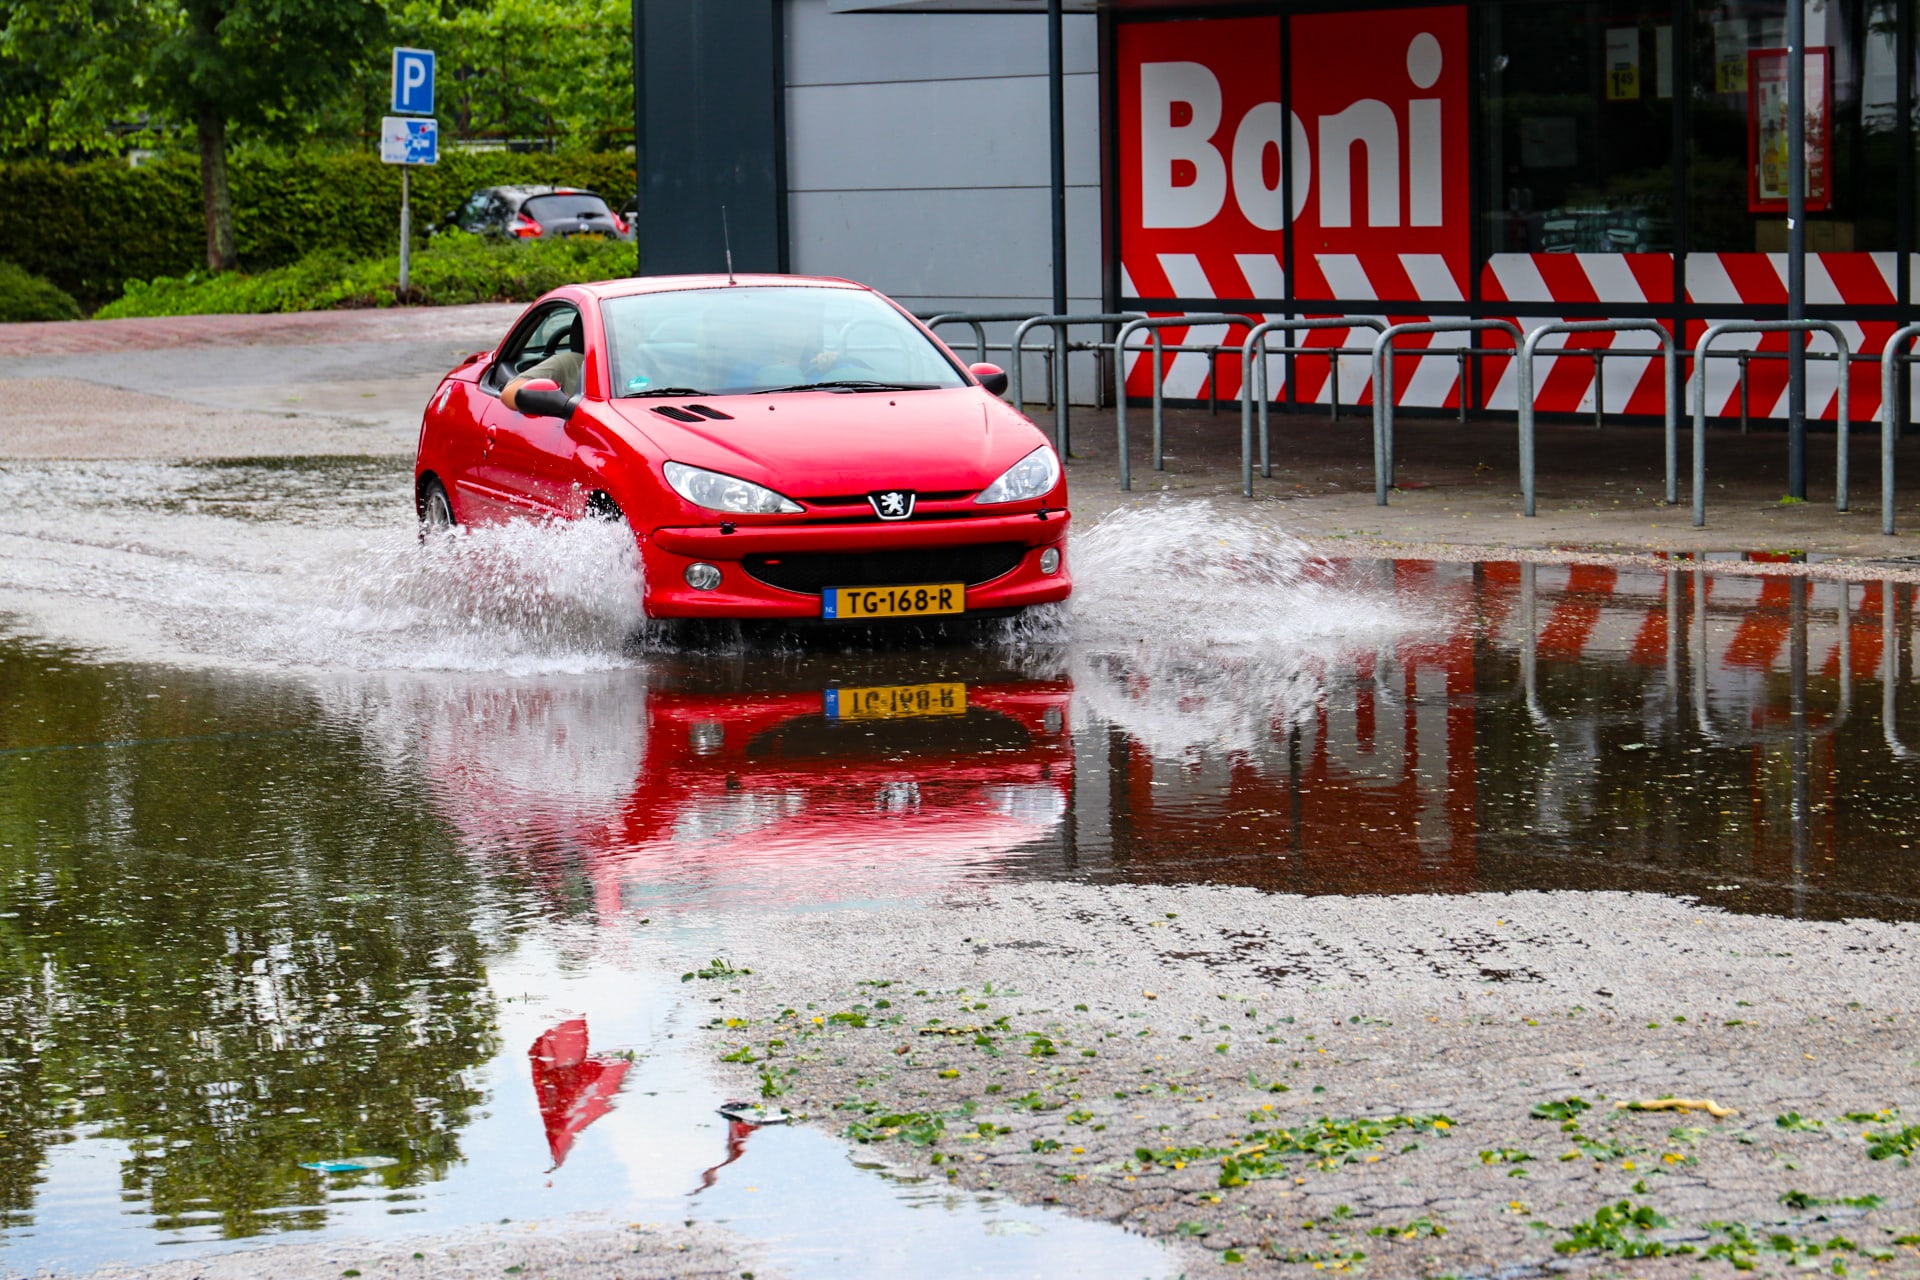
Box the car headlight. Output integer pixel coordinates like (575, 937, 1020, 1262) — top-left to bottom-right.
(975, 446, 1061, 505)
(663, 461, 803, 515)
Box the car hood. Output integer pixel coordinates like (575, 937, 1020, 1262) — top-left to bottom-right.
(607, 387, 1039, 499)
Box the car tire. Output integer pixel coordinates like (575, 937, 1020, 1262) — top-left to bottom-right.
(418, 476, 457, 536)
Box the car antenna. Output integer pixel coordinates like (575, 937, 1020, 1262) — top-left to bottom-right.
(721, 205, 735, 285)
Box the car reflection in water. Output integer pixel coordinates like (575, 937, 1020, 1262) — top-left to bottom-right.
(354, 558, 1920, 936)
(394, 653, 1075, 919)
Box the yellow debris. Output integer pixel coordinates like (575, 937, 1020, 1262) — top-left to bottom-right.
(1614, 1097, 1737, 1118)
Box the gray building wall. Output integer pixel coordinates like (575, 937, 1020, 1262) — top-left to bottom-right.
(782, 0, 1104, 400)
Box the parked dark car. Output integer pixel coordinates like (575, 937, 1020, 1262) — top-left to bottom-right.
(435, 186, 633, 242)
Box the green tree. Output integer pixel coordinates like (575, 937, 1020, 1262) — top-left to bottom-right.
(316, 0, 632, 150)
(0, 0, 147, 155)
(139, 0, 388, 269)
(0, 642, 505, 1236)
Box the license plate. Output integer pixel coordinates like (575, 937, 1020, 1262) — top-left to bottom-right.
(821, 582, 964, 620)
(825, 682, 967, 721)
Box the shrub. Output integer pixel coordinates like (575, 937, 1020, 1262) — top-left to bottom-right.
(0, 148, 636, 307)
(0, 261, 84, 322)
(95, 232, 636, 318)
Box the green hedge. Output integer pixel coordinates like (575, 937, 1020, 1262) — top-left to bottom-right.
(0, 261, 83, 322)
(0, 148, 634, 308)
(95, 232, 637, 318)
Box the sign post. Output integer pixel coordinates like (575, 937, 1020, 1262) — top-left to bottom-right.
(385, 48, 437, 299)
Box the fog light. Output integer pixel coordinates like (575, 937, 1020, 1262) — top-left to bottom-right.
(1039, 546, 1061, 575)
(684, 562, 722, 590)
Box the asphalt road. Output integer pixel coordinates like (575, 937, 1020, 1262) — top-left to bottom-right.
(6, 304, 1920, 564)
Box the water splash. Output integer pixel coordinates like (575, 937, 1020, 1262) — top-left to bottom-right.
(1056, 501, 1440, 762)
(0, 460, 645, 674)
(265, 517, 646, 673)
(0, 462, 1427, 691)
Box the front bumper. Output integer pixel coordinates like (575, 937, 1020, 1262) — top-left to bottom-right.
(641, 510, 1072, 619)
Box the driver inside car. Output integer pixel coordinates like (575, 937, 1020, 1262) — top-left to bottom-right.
(503, 315, 585, 410)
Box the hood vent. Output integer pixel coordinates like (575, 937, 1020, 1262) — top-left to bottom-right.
(649, 404, 735, 424)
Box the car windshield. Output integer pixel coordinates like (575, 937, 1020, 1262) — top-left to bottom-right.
(524, 193, 611, 222)
(600, 285, 968, 397)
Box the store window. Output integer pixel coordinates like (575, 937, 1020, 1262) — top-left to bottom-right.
(1689, 0, 1899, 252)
(1483, 0, 1679, 254)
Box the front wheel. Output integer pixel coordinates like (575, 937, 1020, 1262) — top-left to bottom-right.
(418, 476, 456, 536)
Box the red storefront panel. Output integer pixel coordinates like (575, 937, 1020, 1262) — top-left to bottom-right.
(1117, 8, 1471, 407)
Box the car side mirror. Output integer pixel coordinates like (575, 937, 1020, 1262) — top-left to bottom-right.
(513, 377, 580, 419)
(970, 362, 1008, 396)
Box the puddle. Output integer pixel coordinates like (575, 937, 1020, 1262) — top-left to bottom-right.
(4, 458, 1920, 1270)
(2, 930, 1168, 1277)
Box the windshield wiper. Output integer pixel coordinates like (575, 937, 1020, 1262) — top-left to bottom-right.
(620, 386, 710, 398)
(757, 379, 940, 393)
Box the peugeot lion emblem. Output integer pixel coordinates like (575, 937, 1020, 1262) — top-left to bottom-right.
(869, 490, 915, 520)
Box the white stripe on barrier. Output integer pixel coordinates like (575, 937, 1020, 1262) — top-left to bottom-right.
(1399, 254, 1463, 302)
(1303, 256, 1388, 406)
(1683, 253, 1741, 306)
(1118, 265, 1146, 380)
(1154, 254, 1232, 398)
(1578, 254, 1649, 304)
(1234, 254, 1289, 397)
(1399, 325, 1470, 409)
(1314, 254, 1376, 301)
(1591, 325, 1661, 416)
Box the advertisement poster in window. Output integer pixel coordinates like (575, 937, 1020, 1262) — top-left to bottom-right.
(1604, 28, 1640, 101)
(1747, 47, 1831, 212)
(1116, 6, 1469, 305)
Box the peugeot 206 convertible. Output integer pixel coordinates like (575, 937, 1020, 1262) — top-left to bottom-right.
(413, 274, 1071, 624)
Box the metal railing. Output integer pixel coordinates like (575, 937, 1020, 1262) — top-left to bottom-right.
(1882, 325, 1920, 535)
(1237, 318, 1387, 497)
(1690, 320, 1851, 528)
(1009, 313, 1144, 455)
(922, 311, 1039, 367)
(1885, 581, 1914, 758)
(1372, 320, 1523, 506)
(1516, 321, 1679, 516)
(1113, 313, 1262, 490)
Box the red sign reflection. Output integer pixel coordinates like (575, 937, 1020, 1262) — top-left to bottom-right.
(529, 1018, 629, 1169)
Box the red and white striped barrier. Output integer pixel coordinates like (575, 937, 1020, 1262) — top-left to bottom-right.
(1481, 563, 1892, 699)
(1121, 249, 1918, 420)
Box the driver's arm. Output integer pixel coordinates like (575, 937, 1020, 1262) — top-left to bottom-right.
(503, 350, 584, 410)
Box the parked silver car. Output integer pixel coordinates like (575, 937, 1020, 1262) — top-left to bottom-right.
(434, 185, 633, 242)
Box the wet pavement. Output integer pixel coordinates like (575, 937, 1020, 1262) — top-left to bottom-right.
(5, 455, 1920, 1273)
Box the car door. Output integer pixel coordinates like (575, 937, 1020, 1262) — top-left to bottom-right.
(471, 303, 584, 520)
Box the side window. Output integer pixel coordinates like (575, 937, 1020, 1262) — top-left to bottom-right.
(485, 305, 582, 391)
(458, 192, 490, 231)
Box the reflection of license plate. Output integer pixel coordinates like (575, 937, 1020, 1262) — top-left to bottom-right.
(825, 682, 967, 720)
(822, 583, 964, 620)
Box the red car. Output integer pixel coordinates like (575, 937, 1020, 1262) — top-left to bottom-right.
(413, 274, 1072, 623)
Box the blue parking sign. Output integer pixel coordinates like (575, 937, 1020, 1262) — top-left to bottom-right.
(391, 47, 435, 115)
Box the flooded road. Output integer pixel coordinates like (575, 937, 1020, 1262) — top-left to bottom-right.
(3, 458, 1920, 1272)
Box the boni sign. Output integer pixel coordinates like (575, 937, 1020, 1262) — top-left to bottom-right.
(1118, 8, 1468, 304)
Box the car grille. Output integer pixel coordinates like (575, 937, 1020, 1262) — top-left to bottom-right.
(743, 543, 1027, 593)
